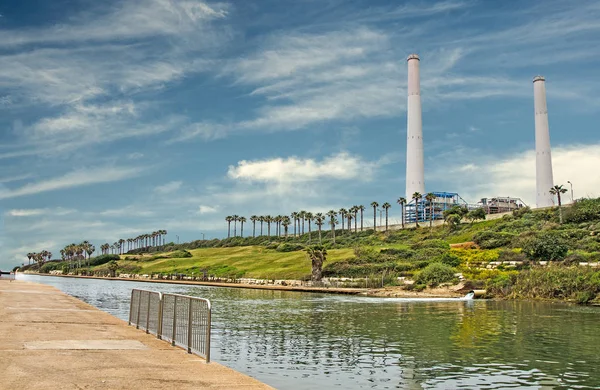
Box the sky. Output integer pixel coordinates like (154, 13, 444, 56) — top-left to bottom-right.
(1, 0, 600, 269)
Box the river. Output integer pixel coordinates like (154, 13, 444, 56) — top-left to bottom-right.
(18, 274, 600, 389)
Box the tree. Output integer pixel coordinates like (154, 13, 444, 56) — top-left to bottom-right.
(251, 215, 258, 237)
(226, 216, 233, 238)
(239, 217, 246, 238)
(338, 208, 347, 233)
(27, 253, 33, 265)
(282, 216, 291, 239)
(550, 184, 568, 223)
(370, 202, 379, 231)
(314, 213, 325, 243)
(299, 211, 307, 235)
(266, 215, 272, 236)
(412, 192, 422, 227)
(382, 202, 391, 231)
(327, 210, 337, 244)
(347, 213, 353, 232)
(425, 193, 436, 229)
(522, 232, 569, 262)
(396, 197, 406, 229)
(306, 212, 313, 243)
(291, 212, 299, 237)
(351, 206, 359, 233)
(467, 208, 487, 224)
(445, 214, 462, 230)
(358, 205, 365, 231)
(259, 216, 264, 236)
(232, 215, 239, 237)
(107, 261, 119, 277)
(306, 245, 327, 282)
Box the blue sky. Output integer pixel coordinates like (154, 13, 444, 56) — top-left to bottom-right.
(1, 0, 600, 269)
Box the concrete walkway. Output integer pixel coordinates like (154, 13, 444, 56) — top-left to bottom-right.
(0, 280, 274, 390)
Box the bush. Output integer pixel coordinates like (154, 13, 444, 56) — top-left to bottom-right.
(415, 263, 457, 287)
(485, 272, 518, 297)
(411, 239, 450, 250)
(513, 266, 600, 302)
(522, 232, 569, 262)
(563, 253, 586, 266)
(380, 248, 416, 259)
(169, 250, 193, 258)
(497, 249, 527, 263)
(575, 291, 596, 304)
(512, 206, 532, 218)
(276, 243, 305, 252)
(474, 231, 516, 249)
(89, 254, 120, 266)
(564, 198, 600, 223)
(438, 252, 461, 267)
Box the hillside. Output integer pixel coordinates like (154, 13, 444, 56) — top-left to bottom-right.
(25, 198, 600, 302)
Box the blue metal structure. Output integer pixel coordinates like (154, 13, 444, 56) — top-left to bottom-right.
(405, 191, 469, 223)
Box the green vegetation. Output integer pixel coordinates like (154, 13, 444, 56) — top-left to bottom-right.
(22, 197, 600, 304)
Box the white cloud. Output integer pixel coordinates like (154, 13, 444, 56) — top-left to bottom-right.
(227, 152, 378, 184)
(0, 166, 145, 200)
(198, 205, 218, 214)
(438, 144, 600, 206)
(5, 208, 75, 217)
(154, 181, 183, 194)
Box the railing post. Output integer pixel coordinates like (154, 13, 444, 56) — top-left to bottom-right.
(206, 302, 211, 363)
(157, 292, 163, 340)
(145, 292, 151, 334)
(171, 295, 177, 346)
(128, 290, 135, 326)
(136, 291, 142, 329)
(187, 298, 193, 354)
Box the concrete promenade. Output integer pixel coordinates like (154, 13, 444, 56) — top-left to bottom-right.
(0, 280, 274, 390)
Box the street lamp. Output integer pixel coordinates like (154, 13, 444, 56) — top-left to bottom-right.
(567, 181, 574, 203)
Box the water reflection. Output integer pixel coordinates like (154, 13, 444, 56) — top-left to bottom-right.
(19, 275, 600, 389)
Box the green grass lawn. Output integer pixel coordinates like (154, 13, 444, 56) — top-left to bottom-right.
(102, 246, 355, 280)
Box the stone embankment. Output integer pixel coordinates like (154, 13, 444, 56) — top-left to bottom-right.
(0, 280, 273, 390)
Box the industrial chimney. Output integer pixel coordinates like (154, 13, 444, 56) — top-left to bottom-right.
(533, 76, 554, 208)
(406, 54, 425, 200)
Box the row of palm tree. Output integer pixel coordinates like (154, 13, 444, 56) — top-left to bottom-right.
(226, 193, 443, 242)
(60, 241, 95, 268)
(26, 250, 52, 268)
(100, 230, 168, 255)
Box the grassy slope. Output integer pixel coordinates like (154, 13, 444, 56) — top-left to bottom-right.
(105, 247, 354, 280)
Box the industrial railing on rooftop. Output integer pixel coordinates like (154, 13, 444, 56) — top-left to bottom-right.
(129, 289, 211, 362)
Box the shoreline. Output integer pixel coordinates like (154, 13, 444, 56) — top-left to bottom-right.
(21, 273, 475, 298)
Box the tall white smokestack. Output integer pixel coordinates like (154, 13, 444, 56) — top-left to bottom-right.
(533, 76, 554, 208)
(406, 54, 425, 199)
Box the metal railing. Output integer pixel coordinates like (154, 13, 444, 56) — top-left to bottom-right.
(128, 289, 211, 362)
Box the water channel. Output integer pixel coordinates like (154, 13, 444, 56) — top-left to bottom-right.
(19, 274, 600, 389)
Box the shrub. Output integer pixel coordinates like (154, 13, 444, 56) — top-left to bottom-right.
(512, 206, 532, 218)
(415, 263, 457, 287)
(563, 253, 586, 266)
(522, 232, 569, 261)
(380, 248, 416, 259)
(89, 254, 120, 266)
(497, 249, 527, 263)
(438, 252, 461, 267)
(411, 239, 450, 250)
(575, 291, 596, 304)
(275, 243, 305, 252)
(513, 266, 600, 302)
(485, 272, 518, 297)
(170, 250, 193, 258)
(564, 198, 600, 223)
(474, 231, 516, 249)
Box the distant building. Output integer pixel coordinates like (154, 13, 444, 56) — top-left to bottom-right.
(477, 197, 527, 214)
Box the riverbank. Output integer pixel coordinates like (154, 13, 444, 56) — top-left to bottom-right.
(24, 273, 478, 298)
(0, 280, 273, 390)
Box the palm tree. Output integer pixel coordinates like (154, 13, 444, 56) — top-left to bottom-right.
(119, 239, 125, 254)
(251, 216, 258, 237)
(239, 217, 246, 237)
(351, 206, 359, 233)
(258, 216, 265, 236)
(347, 213, 353, 232)
(225, 216, 233, 238)
(232, 215, 239, 237)
(314, 213, 325, 243)
(282, 216, 291, 239)
(382, 202, 391, 231)
(370, 202, 379, 231)
(27, 252, 33, 265)
(299, 211, 307, 235)
(306, 212, 313, 243)
(327, 210, 337, 244)
(291, 212, 299, 237)
(266, 215, 272, 236)
(550, 185, 568, 223)
(358, 205, 365, 232)
(425, 193, 436, 229)
(412, 192, 423, 228)
(396, 197, 406, 229)
(338, 208, 347, 233)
